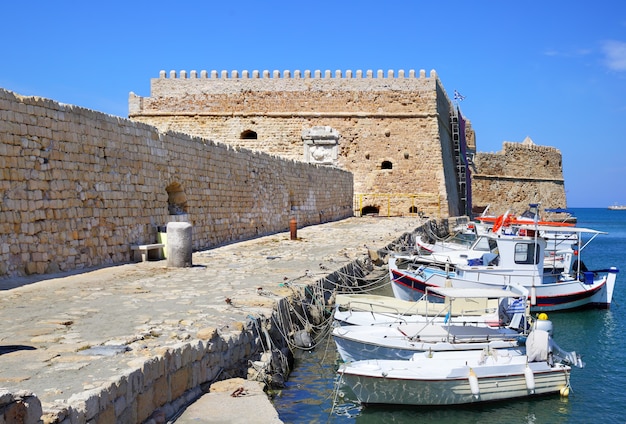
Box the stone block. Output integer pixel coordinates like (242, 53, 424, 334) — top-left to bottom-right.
(94, 404, 115, 424)
(170, 367, 191, 400)
(136, 385, 155, 424)
(152, 375, 169, 406)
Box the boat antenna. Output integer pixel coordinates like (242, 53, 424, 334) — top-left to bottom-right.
(530, 204, 541, 306)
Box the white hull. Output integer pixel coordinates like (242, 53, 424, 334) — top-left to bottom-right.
(339, 355, 570, 406)
(332, 324, 522, 362)
(390, 255, 619, 312)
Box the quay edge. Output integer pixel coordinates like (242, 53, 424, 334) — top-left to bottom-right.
(0, 216, 457, 424)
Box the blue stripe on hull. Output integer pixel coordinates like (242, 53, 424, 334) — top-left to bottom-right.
(533, 281, 607, 311)
(391, 269, 608, 312)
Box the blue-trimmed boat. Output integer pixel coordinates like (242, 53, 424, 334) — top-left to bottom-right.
(390, 225, 619, 312)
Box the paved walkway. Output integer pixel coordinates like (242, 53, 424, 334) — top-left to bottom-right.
(0, 216, 422, 422)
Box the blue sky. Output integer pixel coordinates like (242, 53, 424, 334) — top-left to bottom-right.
(2, 1, 625, 208)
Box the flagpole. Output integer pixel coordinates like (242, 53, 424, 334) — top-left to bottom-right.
(453, 90, 466, 109)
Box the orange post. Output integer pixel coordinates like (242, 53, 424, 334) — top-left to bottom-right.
(289, 217, 297, 240)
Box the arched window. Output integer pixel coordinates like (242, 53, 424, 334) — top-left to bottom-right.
(166, 182, 188, 215)
(381, 161, 393, 170)
(240, 130, 258, 139)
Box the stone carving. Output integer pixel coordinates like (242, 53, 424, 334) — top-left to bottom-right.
(302, 126, 339, 166)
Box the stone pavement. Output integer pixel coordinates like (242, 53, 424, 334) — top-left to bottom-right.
(0, 216, 423, 423)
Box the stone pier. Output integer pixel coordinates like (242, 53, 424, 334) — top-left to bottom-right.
(0, 216, 424, 423)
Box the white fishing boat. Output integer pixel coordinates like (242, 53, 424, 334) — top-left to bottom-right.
(332, 287, 536, 362)
(416, 210, 578, 271)
(332, 323, 525, 362)
(390, 225, 619, 312)
(415, 231, 477, 254)
(337, 329, 580, 406)
(333, 289, 502, 327)
(416, 234, 498, 266)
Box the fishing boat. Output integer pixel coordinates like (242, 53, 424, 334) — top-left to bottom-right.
(416, 234, 499, 265)
(332, 322, 525, 362)
(337, 329, 579, 407)
(333, 289, 501, 327)
(415, 230, 477, 254)
(416, 206, 577, 271)
(332, 287, 537, 362)
(390, 224, 619, 312)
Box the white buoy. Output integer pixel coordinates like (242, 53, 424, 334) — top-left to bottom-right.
(525, 364, 536, 393)
(468, 368, 480, 397)
(560, 385, 570, 397)
(534, 318, 553, 336)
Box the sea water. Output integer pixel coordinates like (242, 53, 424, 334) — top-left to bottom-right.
(271, 208, 626, 423)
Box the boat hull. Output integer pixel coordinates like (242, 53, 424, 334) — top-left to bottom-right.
(339, 358, 570, 406)
(332, 325, 522, 362)
(390, 258, 619, 312)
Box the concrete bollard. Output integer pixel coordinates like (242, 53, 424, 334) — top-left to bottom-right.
(167, 222, 193, 267)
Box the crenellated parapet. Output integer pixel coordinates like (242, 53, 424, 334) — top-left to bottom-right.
(471, 138, 567, 215)
(502, 141, 561, 154)
(128, 67, 459, 217)
(140, 69, 442, 100)
(474, 138, 563, 178)
(158, 69, 436, 80)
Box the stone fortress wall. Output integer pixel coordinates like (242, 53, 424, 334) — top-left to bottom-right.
(129, 69, 465, 218)
(128, 68, 567, 221)
(0, 88, 353, 277)
(471, 138, 567, 216)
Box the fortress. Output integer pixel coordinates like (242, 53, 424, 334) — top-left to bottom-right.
(0, 68, 567, 278)
(129, 69, 567, 218)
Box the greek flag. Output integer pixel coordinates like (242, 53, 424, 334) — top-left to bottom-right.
(454, 90, 466, 101)
(507, 298, 526, 314)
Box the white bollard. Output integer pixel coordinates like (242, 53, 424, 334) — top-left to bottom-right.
(166, 222, 193, 267)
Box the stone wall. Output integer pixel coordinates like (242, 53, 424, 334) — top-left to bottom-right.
(471, 138, 567, 216)
(45, 326, 262, 424)
(0, 390, 42, 424)
(129, 69, 467, 218)
(0, 317, 271, 424)
(0, 88, 353, 277)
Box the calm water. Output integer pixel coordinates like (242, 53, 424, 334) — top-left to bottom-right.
(271, 208, 626, 423)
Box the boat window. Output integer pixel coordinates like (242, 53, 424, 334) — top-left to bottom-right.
(514, 243, 540, 264)
(473, 237, 491, 251)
